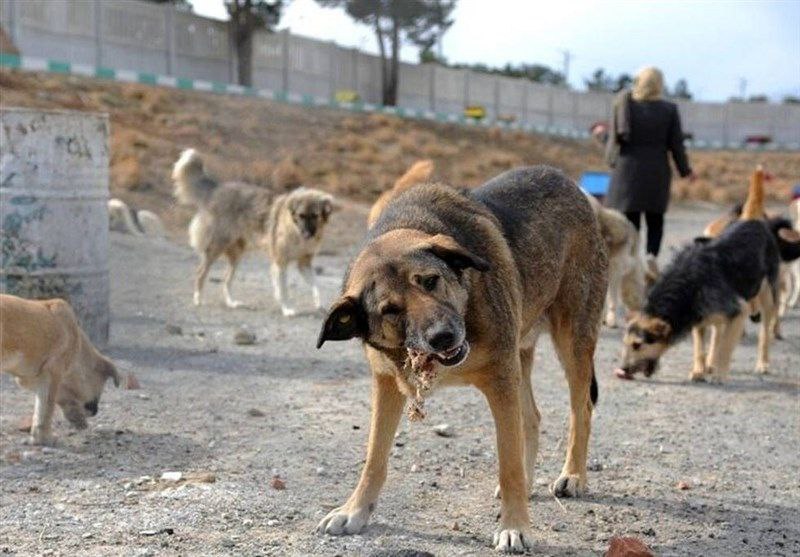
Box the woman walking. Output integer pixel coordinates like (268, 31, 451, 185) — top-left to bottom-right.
(605, 66, 694, 265)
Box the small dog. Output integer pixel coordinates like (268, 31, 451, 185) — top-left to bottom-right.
(108, 198, 166, 237)
(367, 159, 435, 228)
(584, 193, 646, 327)
(0, 294, 121, 445)
(619, 216, 782, 382)
(172, 149, 334, 314)
(317, 166, 606, 552)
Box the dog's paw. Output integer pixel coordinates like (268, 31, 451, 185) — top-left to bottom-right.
(26, 433, 54, 447)
(281, 306, 298, 317)
(689, 370, 707, 382)
(755, 361, 769, 374)
(316, 504, 372, 536)
(551, 474, 586, 498)
(493, 526, 532, 553)
(193, 292, 202, 306)
(225, 299, 245, 309)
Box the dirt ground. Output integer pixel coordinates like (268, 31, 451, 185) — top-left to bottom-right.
(1, 200, 798, 557)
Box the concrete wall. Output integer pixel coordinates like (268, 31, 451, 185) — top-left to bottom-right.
(2, 0, 798, 146)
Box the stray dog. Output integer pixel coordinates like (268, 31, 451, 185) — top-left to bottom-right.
(316, 166, 607, 552)
(367, 159, 435, 228)
(584, 193, 646, 327)
(619, 214, 782, 382)
(108, 198, 166, 237)
(172, 149, 334, 314)
(786, 198, 800, 308)
(702, 168, 800, 338)
(0, 294, 121, 445)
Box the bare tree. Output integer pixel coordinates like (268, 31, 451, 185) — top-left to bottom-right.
(317, 0, 456, 106)
(224, 0, 284, 87)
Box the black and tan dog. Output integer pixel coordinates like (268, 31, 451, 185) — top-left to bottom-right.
(619, 219, 785, 382)
(316, 166, 607, 552)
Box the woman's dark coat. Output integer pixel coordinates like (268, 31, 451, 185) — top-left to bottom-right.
(605, 95, 692, 213)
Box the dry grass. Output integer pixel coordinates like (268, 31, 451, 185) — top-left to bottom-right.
(1, 68, 798, 233)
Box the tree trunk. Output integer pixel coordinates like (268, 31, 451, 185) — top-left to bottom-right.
(374, 18, 390, 106)
(236, 31, 254, 87)
(385, 13, 399, 106)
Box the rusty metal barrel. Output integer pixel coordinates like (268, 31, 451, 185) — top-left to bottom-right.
(1, 108, 111, 346)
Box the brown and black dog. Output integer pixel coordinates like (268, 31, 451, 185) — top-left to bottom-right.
(316, 166, 607, 552)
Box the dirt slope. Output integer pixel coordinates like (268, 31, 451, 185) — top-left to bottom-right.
(1, 69, 798, 233)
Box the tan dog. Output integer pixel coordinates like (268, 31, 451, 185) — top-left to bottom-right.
(316, 167, 607, 552)
(0, 294, 120, 445)
(173, 149, 334, 314)
(367, 159, 435, 228)
(584, 193, 646, 327)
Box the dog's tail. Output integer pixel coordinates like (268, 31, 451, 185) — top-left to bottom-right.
(108, 198, 145, 236)
(172, 148, 217, 207)
(590, 365, 598, 406)
(367, 159, 435, 227)
(740, 165, 766, 221)
(393, 159, 435, 195)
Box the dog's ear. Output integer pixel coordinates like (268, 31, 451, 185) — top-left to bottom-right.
(317, 296, 366, 348)
(646, 318, 672, 341)
(425, 234, 490, 272)
(321, 196, 335, 217)
(99, 358, 121, 387)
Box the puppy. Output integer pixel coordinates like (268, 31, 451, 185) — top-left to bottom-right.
(620, 219, 783, 383)
(0, 294, 120, 445)
(316, 166, 607, 552)
(584, 193, 646, 327)
(108, 198, 166, 238)
(367, 159, 435, 228)
(108, 198, 144, 236)
(172, 149, 334, 314)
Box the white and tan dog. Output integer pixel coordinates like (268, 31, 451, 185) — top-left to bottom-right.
(108, 198, 166, 238)
(0, 294, 120, 445)
(173, 149, 334, 315)
(584, 193, 647, 327)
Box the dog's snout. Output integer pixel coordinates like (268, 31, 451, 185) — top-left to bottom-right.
(84, 399, 99, 416)
(428, 329, 456, 352)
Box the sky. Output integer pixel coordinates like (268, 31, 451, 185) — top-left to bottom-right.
(190, 0, 800, 102)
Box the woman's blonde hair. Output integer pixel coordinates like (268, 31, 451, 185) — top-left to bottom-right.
(632, 66, 664, 101)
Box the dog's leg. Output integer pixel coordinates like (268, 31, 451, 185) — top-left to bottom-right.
(705, 322, 726, 383)
(716, 313, 747, 381)
(550, 324, 594, 498)
(690, 326, 707, 381)
(270, 263, 297, 317)
(223, 246, 245, 308)
(604, 267, 621, 328)
(789, 261, 800, 307)
(756, 285, 776, 374)
(477, 370, 533, 553)
(494, 343, 541, 500)
(30, 374, 59, 445)
(317, 371, 405, 536)
(194, 252, 216, 306)
(298, 255, 322, 310)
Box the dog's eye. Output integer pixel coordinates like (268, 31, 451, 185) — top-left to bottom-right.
(631, 341, 642, 350)
(420, 275, 439, 292)
(380, 304, 402, 317)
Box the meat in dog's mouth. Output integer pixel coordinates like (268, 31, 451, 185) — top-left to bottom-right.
(432, 341, 470, 367)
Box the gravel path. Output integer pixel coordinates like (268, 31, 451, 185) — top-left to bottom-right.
(1, 202, 798, 556)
